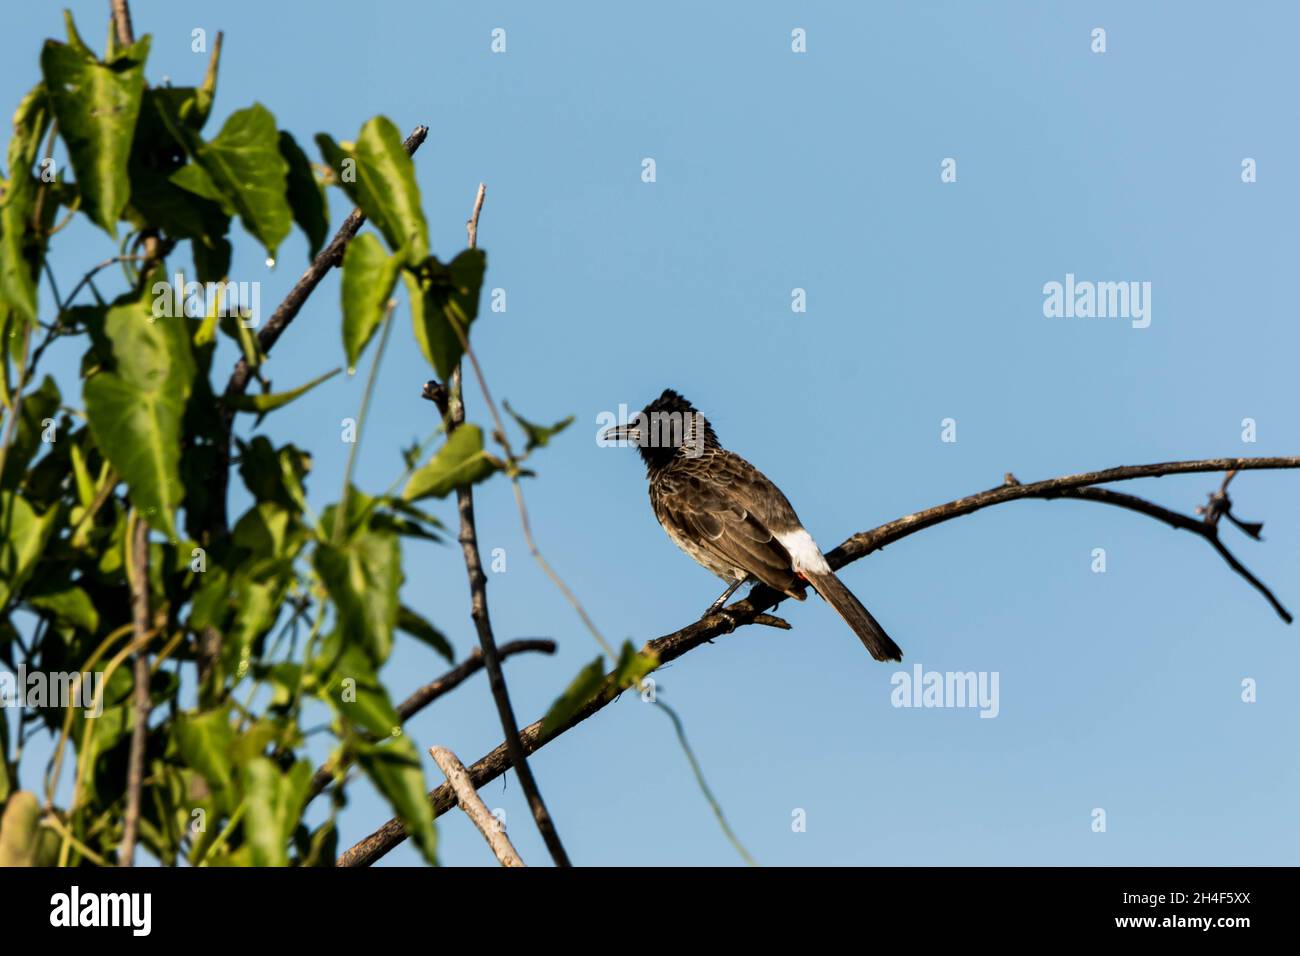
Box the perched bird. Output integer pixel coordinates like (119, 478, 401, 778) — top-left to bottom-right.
(602, 389, 902, 661)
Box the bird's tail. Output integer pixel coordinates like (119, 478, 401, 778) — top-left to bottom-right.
(802, 570, 903, 662)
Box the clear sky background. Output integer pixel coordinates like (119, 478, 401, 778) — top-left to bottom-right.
(5, 1, 1299, 865)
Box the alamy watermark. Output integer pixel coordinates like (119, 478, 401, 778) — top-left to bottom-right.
(151, 272, 260, 327)
(596, 405, 707, 458)
(1, 665, 103, 717)
(1043, 273, 1151, 329)
(890, 663, 999, 718)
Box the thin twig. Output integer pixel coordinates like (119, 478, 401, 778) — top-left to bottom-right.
(337, 455, 1300, 866)
(429, 746, 525, 867)
(333, 302, 397, 544)
(28, 255, 145, 371)
(433, 187, 570, 865)
(465, 183, 485, 251)
(42, 815, 109, 867)
(110, 0, 135, 47)
(119, 511, 151, 866)
(448, 185, 614, 658)
(1052, 486, 1291, 622)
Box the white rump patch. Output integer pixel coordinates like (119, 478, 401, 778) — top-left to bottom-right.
(777, 528, 830, 574)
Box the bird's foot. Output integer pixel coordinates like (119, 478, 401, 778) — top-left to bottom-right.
(709, 606, 742, 634)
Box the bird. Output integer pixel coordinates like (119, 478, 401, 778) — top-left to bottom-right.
(602, 389, 902, 661)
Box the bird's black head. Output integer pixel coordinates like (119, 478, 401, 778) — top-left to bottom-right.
(602, 388, 719, 471)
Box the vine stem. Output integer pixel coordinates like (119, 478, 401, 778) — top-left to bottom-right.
(333, 302, 398, 544)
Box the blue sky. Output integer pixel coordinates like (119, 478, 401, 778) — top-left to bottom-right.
(5, 1, 1299, 865)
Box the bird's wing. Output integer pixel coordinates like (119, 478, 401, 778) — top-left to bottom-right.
(710, 451, 805, 534)
(652, 452, 804, 596)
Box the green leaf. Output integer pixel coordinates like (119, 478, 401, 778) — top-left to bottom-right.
(279, 130, 328, 258)
(0, 492, 60, 610)
(397, 605, 454, 663)
(39, 15, 148, 235)
(236, 437, 313, 512)
(0, 374, 60, 487)
(169, 104, 292, 259)
(230, 718, 282, 766)
(191, 235, 232, 283)
(316, 116, 427, 262)
(220, 576, 282, 682)
(353, 735, 437, 865)
(26, 583, 98, 633)
(370, 509, 441, 543)
(612, 641, 659, 691)
(257, 663, 301, 711)
(540, 656, 607, 737)
(231, 501, 292, 560)
(0, 84, 52, 327)
(83, 297, 196, 538)
(242, 757, 311, 867)
(503, 400, 574, 454)
(226, 367, 340, 415)
(126, 87, 229, 248)
(401, 424, 499, 502)
(404, 250, 486, 381)
(174, 707, 236, 797)
(314, 523, 402, 664)
(341, 232, 400, 369)
(311, 633, 403, 739)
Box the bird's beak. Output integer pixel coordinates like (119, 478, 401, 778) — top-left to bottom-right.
(601, 424, 641, 445)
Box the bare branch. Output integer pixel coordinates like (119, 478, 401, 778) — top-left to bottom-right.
(1053, 486, 1290, 622)
(419, 188, 572, 866)
(337, 455, 1300, 866)
(398, 639, 556, 723)
(426, 377, 572, 865)
(429, 746, 524, 867)
(440, 187, 616, 659)
(465, 182, 485, 251)
(109, 0, 134, 47)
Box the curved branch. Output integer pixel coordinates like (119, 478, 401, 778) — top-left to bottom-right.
(337, 454, 1300, 866)
(1051, 486, 1290, 622)
(397, 639, 557, 723)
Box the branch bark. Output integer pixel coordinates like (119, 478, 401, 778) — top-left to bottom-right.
(429, 746, 525, 867)
(109, 0, 134, 47)
(337, 455, 1300, 866)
